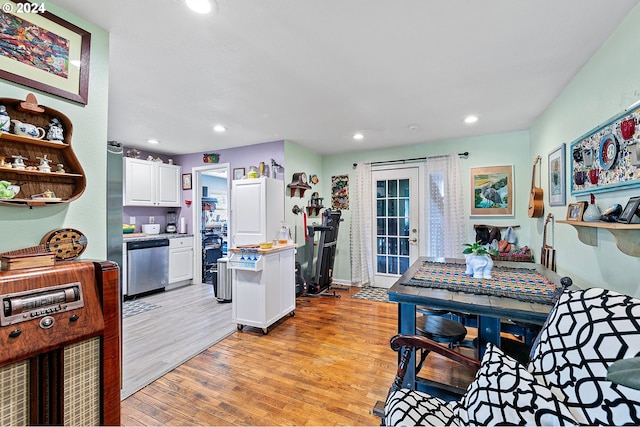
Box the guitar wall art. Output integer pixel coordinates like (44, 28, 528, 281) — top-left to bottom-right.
(570, 102, 640, 195)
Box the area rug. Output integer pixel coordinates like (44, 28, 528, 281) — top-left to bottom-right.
(352, 286, 391, 303)
(122, 300, 160, 318)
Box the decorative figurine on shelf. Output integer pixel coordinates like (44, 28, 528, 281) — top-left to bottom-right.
(0, 105, 10, 132)
(37, 155, 51, 173)
(46, 117, 65, 143)
(0, 156, 11, 169)
(583, 193, 601, 222)
(55, 163, 65, 173)
(146, 155, 154, 161)
(11, 154, 27, 170)
(10, 120, 46, 139)
(126, 149, 140, 158)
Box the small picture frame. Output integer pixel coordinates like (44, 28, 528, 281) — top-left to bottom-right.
(566, 201, 587, 221)
(617, 196, 640, 224)
(182, 173, 192, 190)
(233, 167, 245, 180)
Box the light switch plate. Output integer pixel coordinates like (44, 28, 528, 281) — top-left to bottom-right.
(149, 216, 155, 224)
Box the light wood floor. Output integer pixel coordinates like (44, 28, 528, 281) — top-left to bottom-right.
(122, 283, 236, 399)
(120, 285, 477, 426)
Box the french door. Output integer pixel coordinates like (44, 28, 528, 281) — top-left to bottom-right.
(372, 166, 421, 288)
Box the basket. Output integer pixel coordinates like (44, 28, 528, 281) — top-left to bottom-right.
(491, 247, 533, 263)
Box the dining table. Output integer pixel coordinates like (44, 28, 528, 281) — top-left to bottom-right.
(387, 256, 571, 394)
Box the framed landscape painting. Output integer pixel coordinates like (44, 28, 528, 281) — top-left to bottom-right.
(470, 165, 514, 216)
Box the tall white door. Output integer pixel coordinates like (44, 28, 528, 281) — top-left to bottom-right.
(372, 166, 421, 288)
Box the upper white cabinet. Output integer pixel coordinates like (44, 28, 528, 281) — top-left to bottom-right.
(231, 177, 284, 247)
(123, 158, 181, 207)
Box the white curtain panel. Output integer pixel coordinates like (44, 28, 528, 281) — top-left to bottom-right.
(350, 162, 374, 287)
(424, 154, 466, 258)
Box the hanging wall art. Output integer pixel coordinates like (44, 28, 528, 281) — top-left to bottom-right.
(331, 174, 349, 209)
(570, 102, 640, 195)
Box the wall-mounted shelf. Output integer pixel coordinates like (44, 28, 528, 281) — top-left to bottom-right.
(306, 205, 323, 216)
(0, 94, 86, 207)
(558, 220, 640, 257)
(287, 184, 311, 198)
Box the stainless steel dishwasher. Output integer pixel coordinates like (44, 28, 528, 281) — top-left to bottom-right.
(126, 239, 169, 298)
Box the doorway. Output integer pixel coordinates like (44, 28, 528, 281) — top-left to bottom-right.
(371, 165, 423, 288)
(192, 163, 230, 286)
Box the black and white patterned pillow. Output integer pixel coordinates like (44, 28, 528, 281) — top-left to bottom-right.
(528, 287, 640, 426)
(456, 343, 577, 426)
(385, 388, 461, 426)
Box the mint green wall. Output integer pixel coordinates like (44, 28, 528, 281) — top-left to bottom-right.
(285, 131, 531, 284)
(0, 2, 109, 259)
(530, 4, 640, 296)
(284, 140, 323, 271)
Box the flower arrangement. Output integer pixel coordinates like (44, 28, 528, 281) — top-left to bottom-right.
(463, 241, 498, 257)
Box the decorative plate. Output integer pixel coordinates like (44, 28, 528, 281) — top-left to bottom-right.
(599, 133, 619, 170)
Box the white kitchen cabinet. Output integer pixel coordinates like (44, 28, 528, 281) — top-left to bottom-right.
(229, 245, 296, 334)
(231, 177, 284, 247)
(123, 158, 181, 207)
(168, 236, 194, 284)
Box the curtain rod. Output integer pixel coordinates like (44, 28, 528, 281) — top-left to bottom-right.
(352, 152, 469, 168)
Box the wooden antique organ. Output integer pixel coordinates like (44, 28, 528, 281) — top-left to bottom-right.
(0, 260, 120, 425)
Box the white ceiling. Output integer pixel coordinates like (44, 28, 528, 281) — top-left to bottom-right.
(52, 0, 639, 156)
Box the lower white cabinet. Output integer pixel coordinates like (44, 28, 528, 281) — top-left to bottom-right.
(168, 236, 194, 284)
(229, 245, 295, 334)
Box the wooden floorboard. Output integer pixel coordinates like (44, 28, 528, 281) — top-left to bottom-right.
(120, 285, 476, 426)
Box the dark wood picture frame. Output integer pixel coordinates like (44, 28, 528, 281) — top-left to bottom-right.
(0, 1, 91, 104)
(617, 196, 640, 224)
(182, 173, 192, 190)
(566, 201, 587, 221)
(233, 167, 245, 180)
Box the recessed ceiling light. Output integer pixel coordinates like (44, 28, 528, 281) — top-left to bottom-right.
(147, 139, 160, 144)
(353, 133, 364, 140)
(213, 125, 227, 132)
(186, 0, 212, 14)
(464, 115, 479, 124)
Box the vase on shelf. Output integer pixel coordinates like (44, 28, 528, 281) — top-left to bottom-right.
(583, 193, 601, 222)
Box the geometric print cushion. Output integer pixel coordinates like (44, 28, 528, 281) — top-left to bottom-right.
(456, 343, 578, 426)
(528, 287, 640, 426)
(385, 388, 461, 426)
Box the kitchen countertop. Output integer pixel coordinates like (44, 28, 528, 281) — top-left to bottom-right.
(123, 233, 194, 242)
(228, 243, 297, 254)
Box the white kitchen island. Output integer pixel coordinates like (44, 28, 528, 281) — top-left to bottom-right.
(228, 244, 296, 334)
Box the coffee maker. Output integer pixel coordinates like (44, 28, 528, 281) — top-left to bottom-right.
(166, 211, 177, 233)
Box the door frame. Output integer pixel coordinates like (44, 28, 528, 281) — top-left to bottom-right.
(192, 163, 230, 285)
(371, 163, 425, 288)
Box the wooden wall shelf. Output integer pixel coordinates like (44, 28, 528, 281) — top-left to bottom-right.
(287, 184, 311, 198)
(306, 205, 323, 216)
(0, 95, 86, 207)
(557, 219, 640, 257)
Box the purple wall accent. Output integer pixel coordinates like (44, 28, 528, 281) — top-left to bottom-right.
(122, 140, 285, 232)
(174, 140, 285, 211)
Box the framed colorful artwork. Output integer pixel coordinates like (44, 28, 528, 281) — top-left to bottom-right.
(182, 173, 192, 190)
(0, 1, 91, 104)
(470, 165, 514, 216)
(548, 143, 566, 206)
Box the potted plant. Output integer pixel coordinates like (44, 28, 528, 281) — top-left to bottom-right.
(463, 241, 497, 279)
